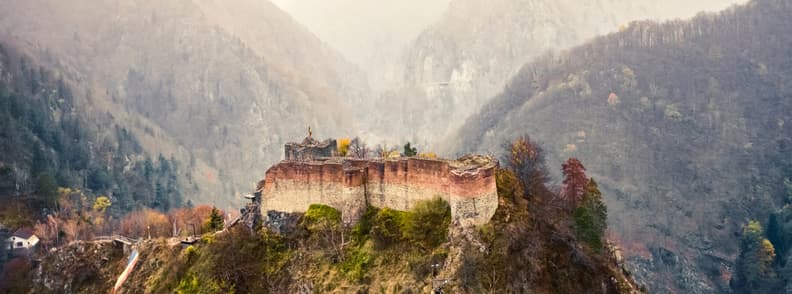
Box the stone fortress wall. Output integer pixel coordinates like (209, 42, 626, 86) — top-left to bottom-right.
(258, 137, 499, 226)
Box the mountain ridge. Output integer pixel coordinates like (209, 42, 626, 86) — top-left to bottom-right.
(0, 0, 369, 206)
(451, 0, 792, 291)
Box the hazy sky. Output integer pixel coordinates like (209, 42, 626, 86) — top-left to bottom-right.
(270, 0, 451, 71)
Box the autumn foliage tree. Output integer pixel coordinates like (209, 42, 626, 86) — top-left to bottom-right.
(732, 220, 778, 293)
(119, 208, 171, 238)
(503, 135, 548, 198)
(168, 205, 218, 236)
(561, 158, 588, 207)
(337, 138, 351, 156)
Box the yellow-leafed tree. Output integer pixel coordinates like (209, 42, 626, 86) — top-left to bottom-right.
(418, 152, 437, 159)
(337, 138, 351, 156)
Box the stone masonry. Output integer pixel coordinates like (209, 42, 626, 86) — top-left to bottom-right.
(258, 138, 499, 226)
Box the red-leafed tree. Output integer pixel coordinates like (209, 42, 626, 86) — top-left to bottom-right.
(561, 158, 588, 207)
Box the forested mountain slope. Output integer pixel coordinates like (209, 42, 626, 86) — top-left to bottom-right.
(452, 0, 792, 292)
(0, 43, 189, 217)
(0, 0, 367, 206)
(376, 0, 743, 146)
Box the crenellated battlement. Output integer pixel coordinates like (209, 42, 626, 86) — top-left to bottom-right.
(257, 139, 499, 226)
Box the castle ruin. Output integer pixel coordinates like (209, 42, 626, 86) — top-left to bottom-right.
(257, 137, 499, 226)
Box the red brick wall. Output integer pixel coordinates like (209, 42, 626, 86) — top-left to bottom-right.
(262, 158, 495, 200)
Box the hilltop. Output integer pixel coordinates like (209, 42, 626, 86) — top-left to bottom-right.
(20, 137, 640, 293)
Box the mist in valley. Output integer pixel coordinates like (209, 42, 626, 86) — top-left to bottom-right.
(3, 1, 790, 293)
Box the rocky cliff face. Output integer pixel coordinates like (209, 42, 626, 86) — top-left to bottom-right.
(375, 0, 745, 147)
(0, 0, 369, 206)
(452, 0, 792, 292)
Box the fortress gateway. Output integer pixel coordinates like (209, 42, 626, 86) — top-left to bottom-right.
(256, 136, 499, 226)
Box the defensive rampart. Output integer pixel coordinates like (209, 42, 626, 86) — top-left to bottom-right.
(258, 155, 498, 226)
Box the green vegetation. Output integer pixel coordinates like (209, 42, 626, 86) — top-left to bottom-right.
(355, 197, 451, 250)
(732, 195, 792, 293)
(303, 204, 342, 229)
(0, 45, 189, 220)
(92, 196, 111, 213)
(26, 136, 640, 293)
(351, 206, 377, 245)
(450, 136, 634, 293)
(370, 207, 408, 248)
(175, 273, 227, 294)
(404, 197, 451, 249)
(402, 142, 418, 157)
(339, 245, 375, 282)
(732, 221, 778, 293)
(204, 206, 224, 232)
(452, 1, 792, 292)
(573, 179, 608, 252)
(152, 228, 292, 293)
(133, 199, 453, 292)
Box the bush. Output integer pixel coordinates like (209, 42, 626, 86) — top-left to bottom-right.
(175, 273, 227, 294)
(351, 206, 378, 245)
(303, 204, 341, 231)
(340, 246, 375, 282)
(370, 208, 408, 248)
(404, 197, 451, 249)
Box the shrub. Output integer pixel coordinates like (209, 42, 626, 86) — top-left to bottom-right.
(175, 273, 227, 294)
(340, 246, 375, 282)
(92, 196, 111, 213)
(351, 206, 378, 245)
(184, 245, 198, 261)
(370, 207, 408, 248)
(303, 204, 341, 231)
(404, 197, 451, 249)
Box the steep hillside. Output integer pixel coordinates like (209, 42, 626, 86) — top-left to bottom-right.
(375, 0, 744, 146)
(30, 159, 640, 293)
(0, 42, 188, 215)
(453, 0, 792, 292)
(0, 0, 367, 206)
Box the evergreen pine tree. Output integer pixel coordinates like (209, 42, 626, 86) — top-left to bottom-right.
(573, 179, 608, 252)
(733, 220, 778, 293)
(206, 207, 224, 232)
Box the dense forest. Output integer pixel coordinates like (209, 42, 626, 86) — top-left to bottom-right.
(0, 43, 192, 225)
(453, 0, 792, 292)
